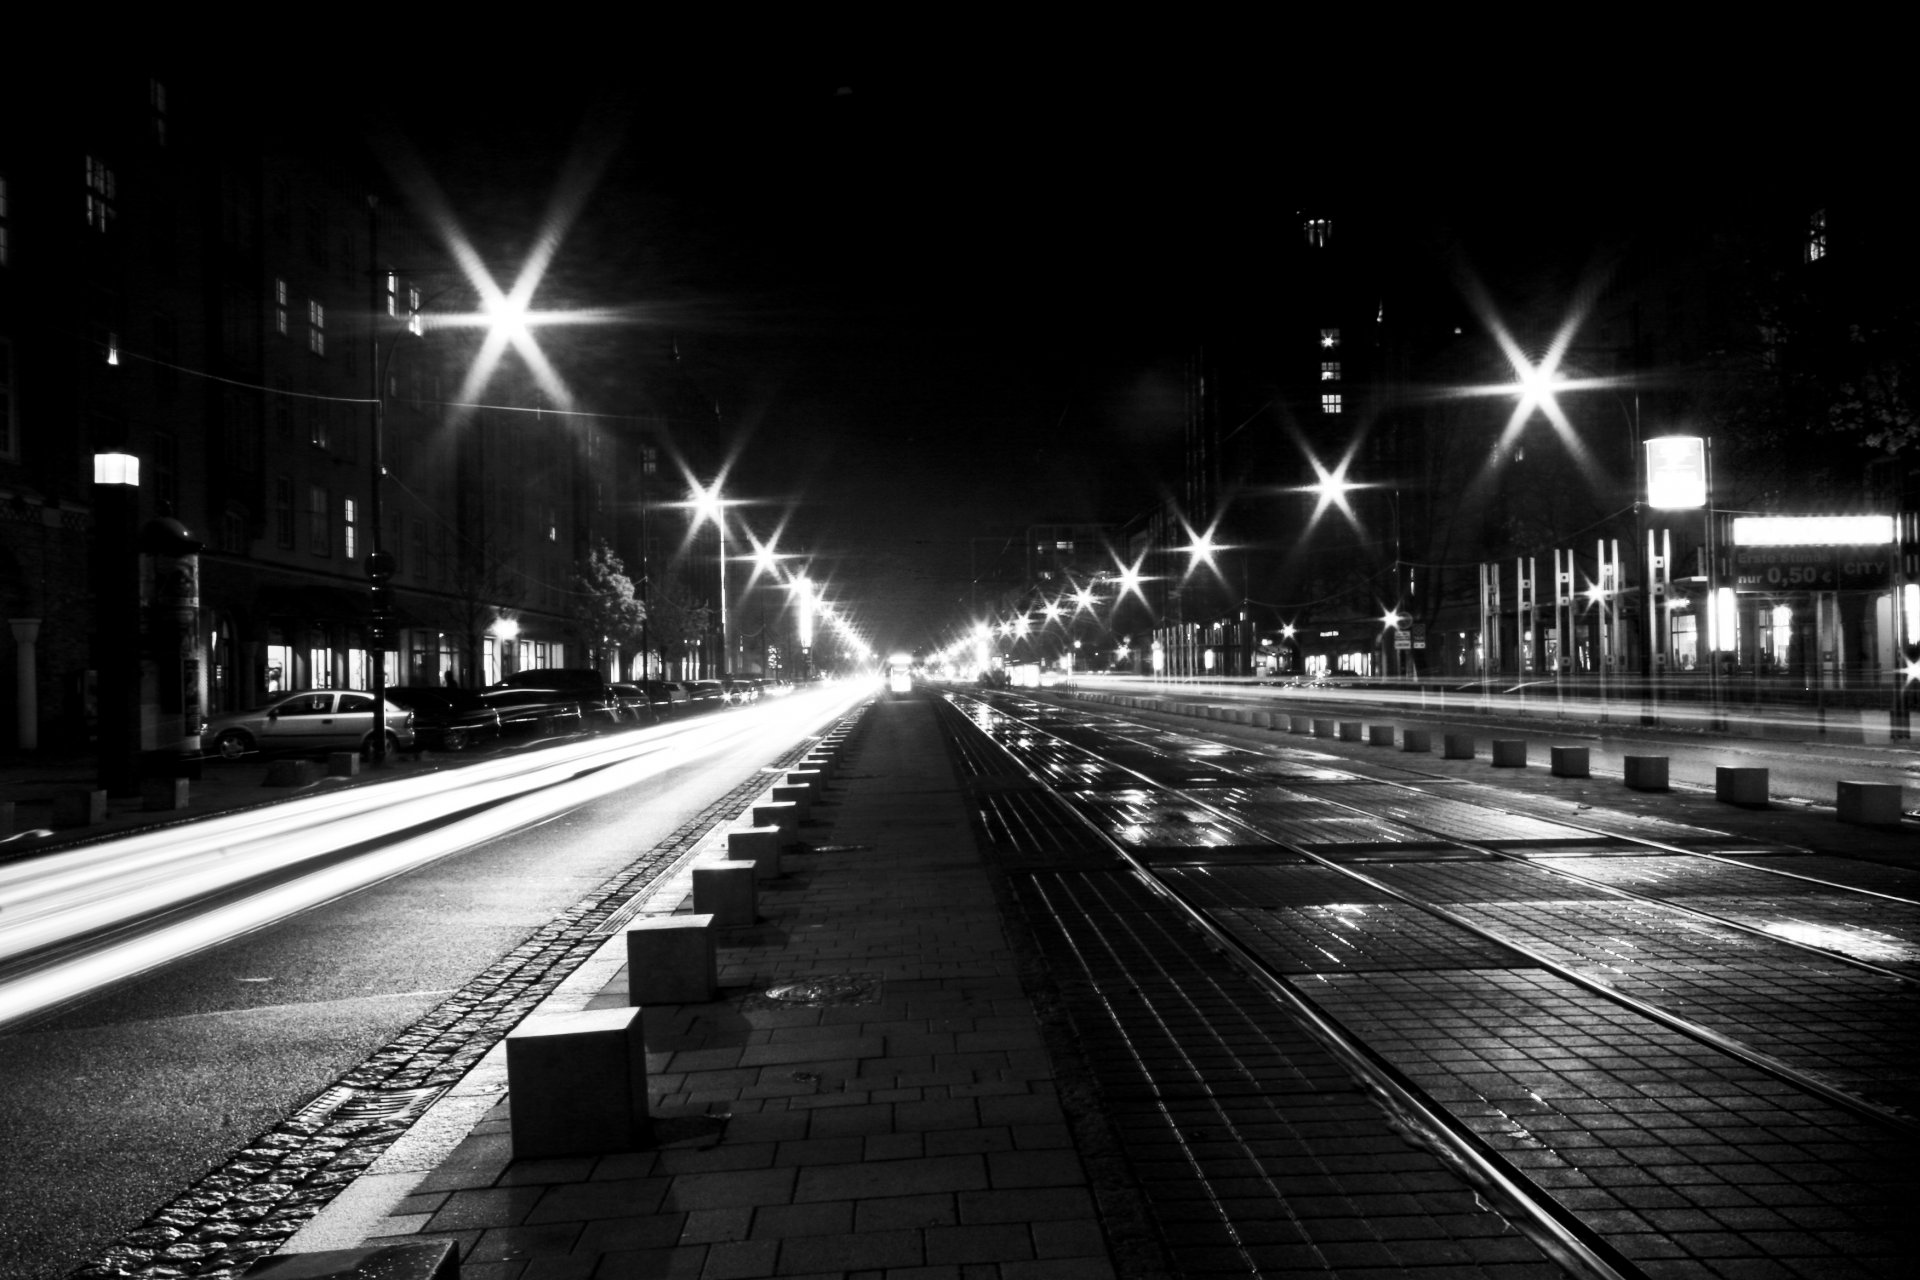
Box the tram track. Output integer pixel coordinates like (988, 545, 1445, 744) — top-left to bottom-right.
(936, 687, 1916, 1280)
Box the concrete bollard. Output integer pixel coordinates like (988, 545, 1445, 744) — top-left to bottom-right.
(53, 789, 107, 827)
(1368, 725, 1395, 748)
(1715, 766, 1770, 808)
(1338, 721, 1363, 742)
(728, 825, 785, 879)
(1313, 718, 1337, 738)
(1837, 780, 1903, 826)
(239, 1241, 458, 1280)
(626, 914, 717, 1004)
(141, 777, 189, 811)
(693, 860, 758, 927)
(506, 1007, 650, 1158)
(1550, 747, 1589, 778)
(327, 751, 360, 778)
(785, 768, 824, 796)
(752, 799, 799, 837)
(1402, 729, 1432, 753)
(263, 760, 320, 787)
(770, 782, 811, 814)
(1252, 711, 1275, 729)
(1491, 740, 1528, 768)
(1624, 756, 1669, 791)
(1290, 714, 1313, 734)
(1443, 733, 1476, 759)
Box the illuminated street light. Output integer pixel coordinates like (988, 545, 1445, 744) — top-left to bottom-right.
(688, 478, 735, 679)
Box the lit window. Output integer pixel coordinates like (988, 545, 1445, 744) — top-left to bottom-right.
(307, 298, 325, 354)
(343, 497, 358, 562)
(85, 155, 115, 231)
(1320, 361, 1340, 382)
(408, 286, 422, 336)
(274, 279, 288, 335)
(385, 271, 397, 317)
(309, 401, 328, 450)
(1321, 393, 1343, 415)
(1320, 327, 1340, 349)
(1806, 208, 1827, 263)
(1304, 216, 1331, 247)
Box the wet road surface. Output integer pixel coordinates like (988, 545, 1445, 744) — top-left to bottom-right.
(936, 688, 1918, 1280)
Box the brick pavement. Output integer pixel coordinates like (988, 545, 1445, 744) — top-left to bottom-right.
(293, 696, 1117, 1279)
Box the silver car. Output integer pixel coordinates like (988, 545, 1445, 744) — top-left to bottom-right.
(204, 690, 416, 760)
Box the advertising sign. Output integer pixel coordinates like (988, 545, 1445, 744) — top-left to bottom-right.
(1645, 437, 1706, 510)
(1732, 546, 1891, 592)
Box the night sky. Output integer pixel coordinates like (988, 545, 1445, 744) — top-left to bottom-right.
(356, 51, 1887, 657)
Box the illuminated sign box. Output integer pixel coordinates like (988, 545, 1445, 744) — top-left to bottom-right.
(1731, 515, 1893, 546)
(1645, 437, 1705, 510)
(1730, 515, 1895, 592)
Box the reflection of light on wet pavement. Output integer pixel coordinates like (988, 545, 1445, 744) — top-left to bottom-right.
(1758, 919, 1916, 962)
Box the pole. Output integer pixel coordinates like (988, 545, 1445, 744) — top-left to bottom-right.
(716, 516, 728, 679)
(366, 196, 389, 765)
(1705, 437, 1725, 731)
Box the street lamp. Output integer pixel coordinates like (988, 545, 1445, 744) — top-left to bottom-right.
(689, 479, 732, 678)
(92, 452, 141, 796)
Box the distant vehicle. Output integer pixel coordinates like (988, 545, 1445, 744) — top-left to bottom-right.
(385, 686, 499, 752)
(608, 682, 661, 724)
(496, 667, 622, 727)
(721, 678, 759, 706)
(887, 653, 913, 695)
(687, 680, 726, 710)
(204, 690, 415, 761)
(638, 680, 689, 713)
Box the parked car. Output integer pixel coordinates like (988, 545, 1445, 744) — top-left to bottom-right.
(686, 680, 727, 710)
(495, 667, 622, 728)
(637, 680, 689, 714)
(204, 690, 415, 761)
(478, 686, 586, 740)
(385, 686, 500, 752)
(608, 682, 662, 724)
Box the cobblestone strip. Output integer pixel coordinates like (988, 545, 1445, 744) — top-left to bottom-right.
(70, 727, 845, 1280)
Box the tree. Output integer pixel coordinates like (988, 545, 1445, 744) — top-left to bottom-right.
(644, 572, 711, 679)
(567, 539, 647, 675)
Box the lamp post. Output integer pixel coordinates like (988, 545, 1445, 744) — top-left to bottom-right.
(92, 452, 141, 795)
(690, 480, 731, 679)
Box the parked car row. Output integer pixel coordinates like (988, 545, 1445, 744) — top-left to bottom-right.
(201, 669, 794, 760)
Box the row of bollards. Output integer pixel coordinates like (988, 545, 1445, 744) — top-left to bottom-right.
(498, 716, 861, 1165)
(1070, 691, 1907, 830)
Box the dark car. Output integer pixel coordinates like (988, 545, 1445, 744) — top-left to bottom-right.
(686, 680, 727, 710)
(385, 686, 500, 752)
(637, 680, 689, 714)
(608, 682, 661, 724)
(496, 667, 622, 728)
(479, 686, 586, 740)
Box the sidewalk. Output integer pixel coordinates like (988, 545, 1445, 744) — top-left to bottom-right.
(283, 696, 1116, 1279)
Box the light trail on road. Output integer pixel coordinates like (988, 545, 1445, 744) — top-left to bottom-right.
(0, 684, 868, 1031)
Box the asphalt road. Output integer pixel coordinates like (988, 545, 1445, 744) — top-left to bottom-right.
(0, 687, 861, 1280)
